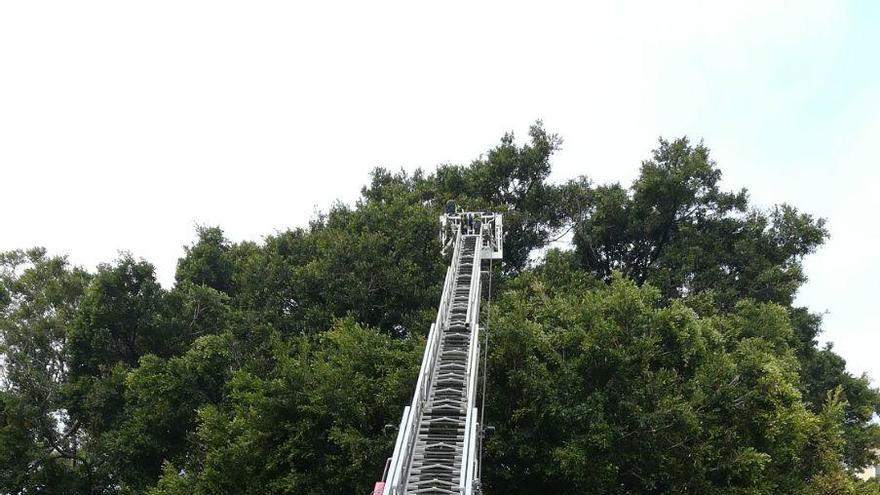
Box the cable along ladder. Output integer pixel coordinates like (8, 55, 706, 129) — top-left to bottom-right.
(377, 212, 502, 495)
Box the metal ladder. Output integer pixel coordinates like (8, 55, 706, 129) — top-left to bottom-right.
(379, 213, 502, 495)
(404, 235, 478, 493)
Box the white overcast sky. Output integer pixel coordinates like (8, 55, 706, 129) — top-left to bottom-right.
(1, 2, 878, 384)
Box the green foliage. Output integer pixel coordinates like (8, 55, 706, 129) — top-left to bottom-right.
(106, 333, 234, 491)
(0, 249, 92, 493)
(428, 124, 575, 272)
(147, 320, 421, 495)
(483, 271, 863, 494)
(69, 255, 178, 376)
(362, 122, 585, 274)
(0, 125, 877, 494)
(573, 137, 827, 309)
(0, 391, 34, 493)
(175, 226, 234, 294)
(571, 136, 879, 471)
(857, 479, 880, 495)
(170, 123, 576, 337)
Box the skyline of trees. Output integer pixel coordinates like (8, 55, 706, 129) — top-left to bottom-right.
(1, 123, 878, 494)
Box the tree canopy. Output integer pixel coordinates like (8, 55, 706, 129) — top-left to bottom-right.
(1, 123, 877, 494)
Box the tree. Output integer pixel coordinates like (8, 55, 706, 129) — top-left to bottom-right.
(68, 255, 175, 377)
(182, 199, 445, 338)
(61, 255, 200, 492)
(0, 249, 92, 492)
(482, 260, 865, 494)
(573, 137, 827, 309)
(430, 124, 567, 272)
(570, 137, 878, 471)
(102, 332, 234, 492)
(175, 226, 234, 294)
(2, 126, 877, 494)
(148, 320, 421, 495)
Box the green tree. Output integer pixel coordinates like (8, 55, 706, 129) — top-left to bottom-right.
(0, 249, 92, 492)
(573, 137, 827, 309)
(570, 137, 879, 471)
(362, 122, 585, 274)
(61, 255, 208, 492)
(69, 255, 177, 376)
(148, 320, 421, 495)
(482, 262, 864, 494)
(2, 126, 877, 495)
(175, 226, 234, 294)
(104, 332, 234, 492)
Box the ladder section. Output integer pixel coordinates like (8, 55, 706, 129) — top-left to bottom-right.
(405, 235, 480, 494)
(379, 213, 501, 495)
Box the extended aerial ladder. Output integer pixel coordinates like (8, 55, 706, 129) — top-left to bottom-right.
(375, 212, 502, 495)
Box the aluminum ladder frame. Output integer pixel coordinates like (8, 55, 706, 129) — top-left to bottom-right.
(382, 215, 496, 495)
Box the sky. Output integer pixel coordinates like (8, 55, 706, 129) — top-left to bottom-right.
(1, 2, 878, 383)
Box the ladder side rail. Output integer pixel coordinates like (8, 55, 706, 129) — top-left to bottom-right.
(496, 214, 503, 259)
(465, 239, 485, 493)
(460, 407, 475, 495)
(460, 330, 481, 494)
(464, 405, 479, 494)
(383, 231, 463, 495)
(387, 403, 416, 495)
(383, 405, 411, 495)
